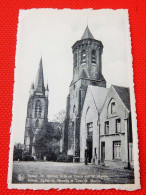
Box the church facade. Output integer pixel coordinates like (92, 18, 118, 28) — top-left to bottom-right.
(24, 58, 49, 159)
(63, 26, 106, 160)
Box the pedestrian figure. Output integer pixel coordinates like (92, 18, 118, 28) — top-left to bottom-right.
(85, 147, 89, 165)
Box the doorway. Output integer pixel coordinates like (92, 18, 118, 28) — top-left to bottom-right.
(86, 139, 92, 163)
(101, 142, 105, 163)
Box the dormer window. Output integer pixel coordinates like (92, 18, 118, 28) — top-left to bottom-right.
(91, 50, 96, 64)
(81, 49, 86, 64)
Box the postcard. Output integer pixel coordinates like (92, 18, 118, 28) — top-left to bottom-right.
(8, 9, 140, 190)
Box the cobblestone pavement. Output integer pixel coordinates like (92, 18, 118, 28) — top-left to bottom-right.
(12, 161, 134, 184)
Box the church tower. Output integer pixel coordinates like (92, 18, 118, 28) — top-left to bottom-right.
(24, 58, 49, 159)
(63, 26, 106, 161)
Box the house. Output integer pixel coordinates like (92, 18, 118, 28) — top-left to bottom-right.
(80, 85, 133, 169)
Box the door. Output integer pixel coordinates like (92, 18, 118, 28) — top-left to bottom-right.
(101, 142, 105, 163)
(86, 140, 92, 163)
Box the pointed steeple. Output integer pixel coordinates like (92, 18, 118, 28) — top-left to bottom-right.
(81, 26, 94, 40)
(34, 58, 45, 93)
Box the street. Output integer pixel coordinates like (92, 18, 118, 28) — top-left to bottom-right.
(12, 161, 134, 184)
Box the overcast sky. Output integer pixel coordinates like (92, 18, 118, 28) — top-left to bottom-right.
(11, 9, 132, 143)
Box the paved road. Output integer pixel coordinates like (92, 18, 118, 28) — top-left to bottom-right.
(12, 161, 134, 184)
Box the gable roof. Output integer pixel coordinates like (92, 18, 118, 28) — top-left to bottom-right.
(112, 85, 130, 111)
(89, 85, 109, 113)
(81, 26, 94, 40)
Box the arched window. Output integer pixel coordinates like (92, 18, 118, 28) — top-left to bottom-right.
(35, 100, 42, 118)
(111, 102, 116, 114)
(81, 49, 86, 64)
(92, 50, 96, 64)
(107, 99, 117, 117)
(36, 119, 39, 127)
(74, 53, 77, 67)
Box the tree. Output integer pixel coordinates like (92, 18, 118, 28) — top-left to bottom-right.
(53, 109, 66, 124)
(52, 110, 66, 153)
(34, 122, 61, 160)
(13, 143, 24, 161)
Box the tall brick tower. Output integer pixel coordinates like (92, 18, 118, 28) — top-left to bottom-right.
(24, 58, 49, 159)
(63, 26, 106, 161)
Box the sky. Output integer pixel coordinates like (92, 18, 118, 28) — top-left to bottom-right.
(11, 9, 132, 143)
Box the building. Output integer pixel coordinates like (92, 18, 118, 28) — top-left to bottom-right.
(80, 85, 133, 169)
(24, 58, 49, 159)
(80, 85, 109, 164)
(63, 26, 106, 160)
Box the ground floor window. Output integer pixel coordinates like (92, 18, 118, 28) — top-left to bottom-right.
(113, 141, 121, 159)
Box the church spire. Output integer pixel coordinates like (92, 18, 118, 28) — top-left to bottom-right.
(81, 26, 94, 40)
(34, 58, 45, 93)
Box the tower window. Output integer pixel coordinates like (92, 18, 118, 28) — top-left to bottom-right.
(92, 82, 96, 86)
(92, 50, 96, 64)
(73, 105, 76, 113)
(81, 49, 86, 64)
(36, 119, 39, 127)
(74, 53, 77, 67)
(35, 100, 42, 118)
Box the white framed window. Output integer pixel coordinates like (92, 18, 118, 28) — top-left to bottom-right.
(116, 119, 121, 133)
(111, 102, 116, 114)
(113, 141, 121, 159)
(105, 121, 109, 134)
